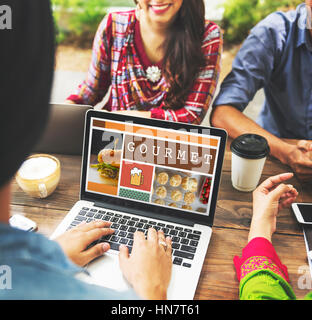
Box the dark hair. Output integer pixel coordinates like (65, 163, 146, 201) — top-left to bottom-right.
(0, 0, 55, 188)
(134, 0, 206, 110)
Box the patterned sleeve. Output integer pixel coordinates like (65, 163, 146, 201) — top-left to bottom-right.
(67, 14, 113, 106)
(150, 22, 222, 124)
(233, 237, 296, 300)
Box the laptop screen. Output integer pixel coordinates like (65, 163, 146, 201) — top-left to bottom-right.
(81, 111, 226, 226)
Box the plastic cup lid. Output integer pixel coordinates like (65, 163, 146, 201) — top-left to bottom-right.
(230, 134, 270, 159)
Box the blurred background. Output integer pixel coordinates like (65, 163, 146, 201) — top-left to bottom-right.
(51, 0, 303, 124)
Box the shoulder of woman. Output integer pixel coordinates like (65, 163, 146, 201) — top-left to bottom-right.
(201, 21, 222, 54)
(107, 10, 136, 35)
(203, 20, 222, 40)
(95, 10, 136, 43)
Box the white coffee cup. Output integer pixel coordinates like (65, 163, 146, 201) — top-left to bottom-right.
(16, 154, 61, 198)
(230, 134, 270, 192)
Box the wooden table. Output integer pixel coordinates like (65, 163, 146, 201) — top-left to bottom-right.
(10, 140, 312, 300)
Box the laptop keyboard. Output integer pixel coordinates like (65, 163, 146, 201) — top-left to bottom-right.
(66, 206, 202, 269)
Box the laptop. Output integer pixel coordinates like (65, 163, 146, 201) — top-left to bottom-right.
(51, 110, 227, 300)
(33, 103, 92, 155)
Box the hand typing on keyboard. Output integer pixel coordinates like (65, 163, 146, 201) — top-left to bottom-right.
(119, 228, 172, 300)
(55, 220, 115, 266)
(61, 207, 200, 300)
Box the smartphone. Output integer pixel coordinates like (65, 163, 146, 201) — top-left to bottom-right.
(9, 214, 37, 232)
(291, 203, 312, 224)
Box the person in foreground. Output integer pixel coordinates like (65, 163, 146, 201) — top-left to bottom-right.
(0, 0, 171, 300)
(66, 0, 222, 124)
(234, 172, 312, 300)
(211, 1, 312, 181)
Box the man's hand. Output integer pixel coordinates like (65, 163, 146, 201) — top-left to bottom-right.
(211, 106, 312, 182)
(119, 229, 172, 300)
(281, 140, 312, 182)
(249, 173, 298, 243)
(55, 220, 114, 267)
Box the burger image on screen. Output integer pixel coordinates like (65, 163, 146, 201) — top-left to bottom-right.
(91, 148, 121, 186)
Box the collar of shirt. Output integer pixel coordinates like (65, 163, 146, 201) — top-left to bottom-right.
(296, 4, 312, 52)
(133, 19, 163, 70)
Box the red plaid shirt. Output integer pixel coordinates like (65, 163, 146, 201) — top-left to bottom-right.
(67, 10, 222, 124)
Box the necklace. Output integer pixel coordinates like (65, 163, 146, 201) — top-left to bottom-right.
(146, 65, 162, 83)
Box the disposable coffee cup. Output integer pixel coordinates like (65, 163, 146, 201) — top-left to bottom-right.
(230, 134, 270, 192)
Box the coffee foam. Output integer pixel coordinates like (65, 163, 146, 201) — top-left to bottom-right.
(19, 157, 57, 180)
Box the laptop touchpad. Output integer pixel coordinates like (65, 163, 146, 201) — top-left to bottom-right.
(85, 253, 131, 292)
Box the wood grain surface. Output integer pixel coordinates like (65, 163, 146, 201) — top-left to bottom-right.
(10, 140, 312, 300)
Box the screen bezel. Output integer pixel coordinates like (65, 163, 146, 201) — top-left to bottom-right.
(80, 110, 227, 227)
(292, 203, 312, 225)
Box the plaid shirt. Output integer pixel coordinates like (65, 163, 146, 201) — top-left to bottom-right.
(67, 10, 222, 124)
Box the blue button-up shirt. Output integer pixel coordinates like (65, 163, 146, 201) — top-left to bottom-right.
(213, 4, 312, 139)
(0, 223, 137, 299)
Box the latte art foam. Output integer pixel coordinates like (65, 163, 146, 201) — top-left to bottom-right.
(19, 157, 57, 180)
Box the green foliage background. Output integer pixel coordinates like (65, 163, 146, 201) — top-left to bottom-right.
(221, 0, 303, 44)
(52, 0, 304, 46)
(52, 0, 135, 45)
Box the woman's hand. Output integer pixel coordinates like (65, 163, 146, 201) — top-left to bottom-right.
(112, 110, 151, 118)
(55, 220, 115, 267)
(64, 100, 76, 104)
(119, 228, 172, 300)
(280, 140, 312, 182)
(249, 173, 298, 243)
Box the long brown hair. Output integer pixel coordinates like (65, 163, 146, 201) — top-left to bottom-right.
(134, 0, 206, 110)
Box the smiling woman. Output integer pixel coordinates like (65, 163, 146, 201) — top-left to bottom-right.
(134, 0, 183, 25)
(67, 0, 222, 124)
